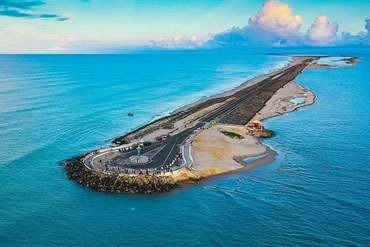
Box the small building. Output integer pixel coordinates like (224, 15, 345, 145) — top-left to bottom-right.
(251, 120, 261, 129)
(246, 119, 272, 138)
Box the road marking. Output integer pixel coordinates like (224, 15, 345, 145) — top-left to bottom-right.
(84, 62, 309, 174)
(161, 139, 178, 167)
(90, 143, 162, 169)
(148, 144, 167, 158)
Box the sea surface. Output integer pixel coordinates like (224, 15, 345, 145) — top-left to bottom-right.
(0, 52, 369, 246)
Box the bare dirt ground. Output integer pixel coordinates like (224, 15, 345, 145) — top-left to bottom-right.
(251, 81, 315, 122)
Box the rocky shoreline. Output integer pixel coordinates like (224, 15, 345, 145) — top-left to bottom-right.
(64, 156, 176, 194)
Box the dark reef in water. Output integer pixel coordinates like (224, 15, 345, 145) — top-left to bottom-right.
(64, 156, 176, 194)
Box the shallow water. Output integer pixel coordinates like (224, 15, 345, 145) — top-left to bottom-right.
(243, 154, 267, 163)
(289, 97, 306, 106)
(1, 52, 369, 246)
(316, 56, 352, 66)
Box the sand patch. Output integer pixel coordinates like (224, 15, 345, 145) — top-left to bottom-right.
(189, 124, 266, 178)
(251, 81, 315, 122)
(187, 81, 316, 180)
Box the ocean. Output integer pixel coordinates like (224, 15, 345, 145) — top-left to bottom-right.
(0, 52, 369, 246)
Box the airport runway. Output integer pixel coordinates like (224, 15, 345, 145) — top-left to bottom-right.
(86, 59, 312, 173)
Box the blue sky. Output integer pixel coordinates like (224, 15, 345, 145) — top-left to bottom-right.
(0, 0, 369, 53)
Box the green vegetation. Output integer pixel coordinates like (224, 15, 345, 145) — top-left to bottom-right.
(221, 131, 244, 139)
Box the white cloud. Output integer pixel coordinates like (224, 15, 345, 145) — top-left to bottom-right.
(147, 0, 369, 50)
(306, 16, 338, 46)
(249, 0, 302, 37)
(337, 18, 370, 46)
(149, 36, 206, 50)
(207, 0, 304, 48)
(206, 0, 369, 48)
(148, 1, 305, 50)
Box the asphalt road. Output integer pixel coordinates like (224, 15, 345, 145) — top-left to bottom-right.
(87, 59, 312, 172)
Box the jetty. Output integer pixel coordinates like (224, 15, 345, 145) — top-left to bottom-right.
(64, 56, 316, 194)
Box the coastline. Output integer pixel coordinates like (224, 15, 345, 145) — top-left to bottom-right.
(64, 55, 357, 194)
(180, 56, 358, 183)
(111, 55, 311, 145)
(175, 80, 316, 182)
(170, 57, 294, 115)
(113, 55, 357, 146)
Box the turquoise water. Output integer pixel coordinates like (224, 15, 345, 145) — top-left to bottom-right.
(243, 154, 267, 163)
(316, 56, 352, 66)
(1, 53, 369, 246)
(290, 97, 306, 106)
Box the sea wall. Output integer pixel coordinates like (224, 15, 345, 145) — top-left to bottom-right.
(65, 156, 176, 194)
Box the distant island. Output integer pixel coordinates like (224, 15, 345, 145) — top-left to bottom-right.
(63, 55, 358, 194)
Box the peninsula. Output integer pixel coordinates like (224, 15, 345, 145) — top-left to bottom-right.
(64, 55, 357, 194)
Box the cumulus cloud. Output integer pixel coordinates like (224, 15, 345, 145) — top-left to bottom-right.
(206, 0, 370, 48)
(249, 0, 302, 37)
(150, 1, 306, 49)
(0, 0, 70, 21)
(337, 18, 370, 46)
(306, 16, 338, 45)
(153, 0, 369, 49)
(206, 0, 305, 48)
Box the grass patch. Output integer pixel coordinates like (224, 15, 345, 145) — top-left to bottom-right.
(221, 131, 244, 139)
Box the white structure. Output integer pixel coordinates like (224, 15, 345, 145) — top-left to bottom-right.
(129, 155, 149, 164)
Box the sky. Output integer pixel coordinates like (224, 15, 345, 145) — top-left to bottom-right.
(0, 0, 369, 53)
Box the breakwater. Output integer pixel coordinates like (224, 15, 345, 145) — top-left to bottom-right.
(65, 156, 176, 194)
(64, 57, 314, 194)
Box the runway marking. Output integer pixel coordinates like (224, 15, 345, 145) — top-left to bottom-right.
(148, 144, 167, 158)
(85, 62, 311, 173)
(161, 139, 178, 167)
